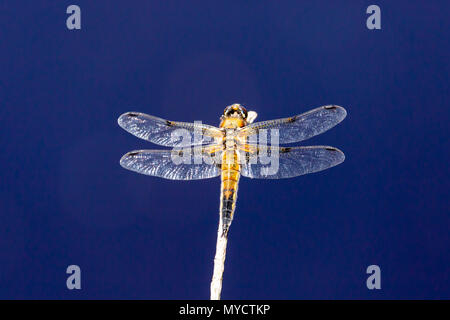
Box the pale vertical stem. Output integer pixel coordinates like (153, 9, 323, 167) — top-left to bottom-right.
(210, 217, 228, 300)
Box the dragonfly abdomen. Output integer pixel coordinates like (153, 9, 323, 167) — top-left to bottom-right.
(220, 150, 241, 237)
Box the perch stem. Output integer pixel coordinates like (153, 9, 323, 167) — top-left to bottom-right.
(210, 217, 228, 300)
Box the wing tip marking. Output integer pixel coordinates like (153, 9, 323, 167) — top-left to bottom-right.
(127, 151, 140, 156)
(324, 105, 347, 119)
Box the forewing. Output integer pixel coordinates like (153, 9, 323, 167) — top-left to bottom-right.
(118, 112, 223, 147)
(240, 145, 345, 179)
(237, 105, 346, 144)
(120, 145, 223, 180)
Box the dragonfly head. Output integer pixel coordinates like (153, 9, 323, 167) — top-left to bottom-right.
(223, 103, 248, 120)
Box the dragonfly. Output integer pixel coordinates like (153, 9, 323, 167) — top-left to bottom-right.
(118, 104, 346, 236)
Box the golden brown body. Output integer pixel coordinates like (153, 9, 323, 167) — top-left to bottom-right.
(218, 109, 248, 236)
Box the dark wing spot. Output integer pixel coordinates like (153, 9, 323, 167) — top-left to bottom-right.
(281, 147, 291, 153)
(127, 112, 139, 117)
(325, 147, 337, 151)
(324, 105, 337, 110)
(287, 116, 297, 123)
(166, 120, 173, 126)
(128, 151, 140, 156)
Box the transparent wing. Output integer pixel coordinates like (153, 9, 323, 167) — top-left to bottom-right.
(239, 145, 345, 179)
(237, 105, 346, 144)
(118, 112, 223, 147)
(120, 145, 223, 180)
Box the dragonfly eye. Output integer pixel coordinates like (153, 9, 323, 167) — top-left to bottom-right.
(224, 104, 248, 118)
(224, 106, 237, 116)
(240, 107, 248, 119)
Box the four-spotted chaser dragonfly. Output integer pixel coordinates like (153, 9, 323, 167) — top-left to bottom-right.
(118, 104, 346, 236)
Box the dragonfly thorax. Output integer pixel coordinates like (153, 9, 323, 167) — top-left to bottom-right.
(224, 129, 238, 149)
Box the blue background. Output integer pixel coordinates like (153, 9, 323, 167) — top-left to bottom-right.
(0, 1, 448, 299)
